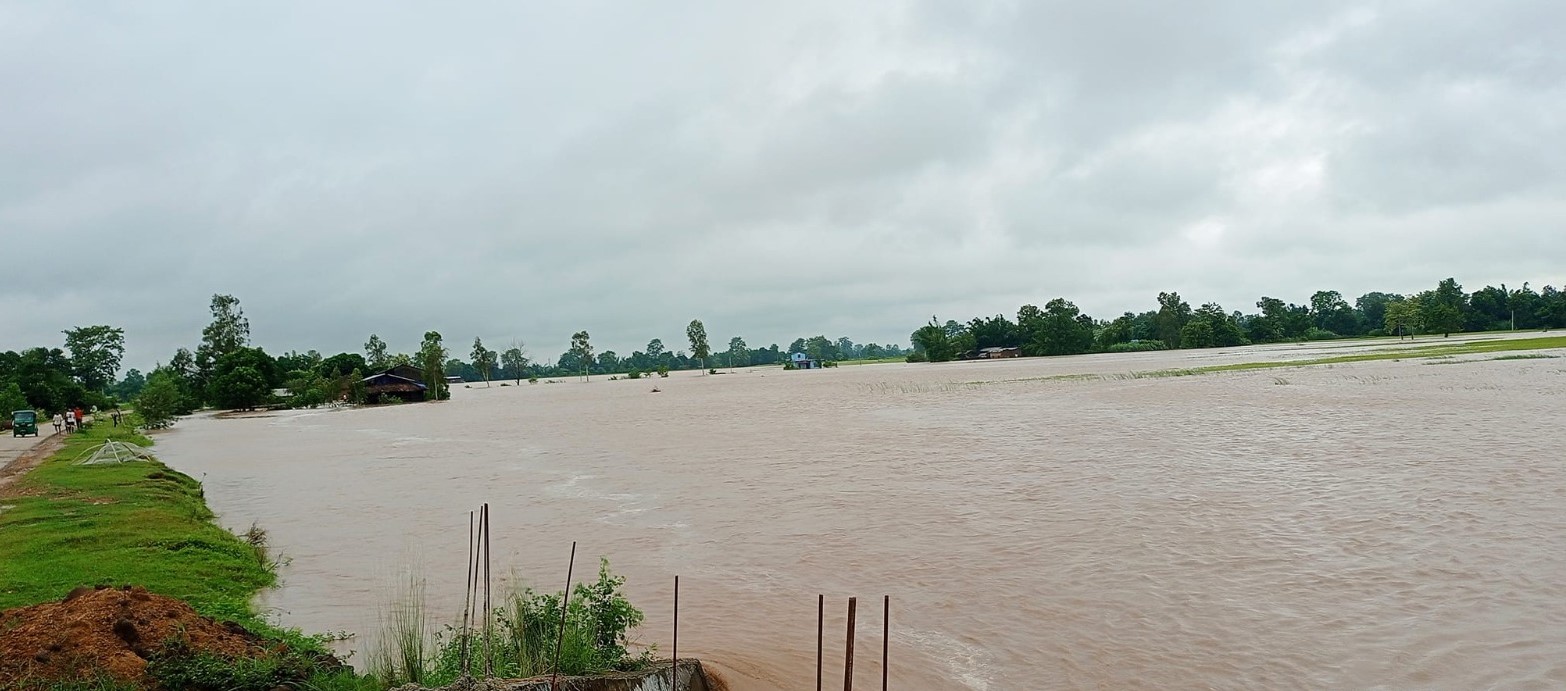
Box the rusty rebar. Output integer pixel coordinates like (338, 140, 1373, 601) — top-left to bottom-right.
(482, 503, 492, 676)
(881, 595, 889, 691)
(844, 597, 857, 691)
(672, 575, 680, 686)
(551, 541, 577, 691)
(460, 510, 475, 670)
(816, 594, 824, 691)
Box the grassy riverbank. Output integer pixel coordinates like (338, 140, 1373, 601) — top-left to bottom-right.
(0, 422, 274, 622)
(0, 420, 369, 690)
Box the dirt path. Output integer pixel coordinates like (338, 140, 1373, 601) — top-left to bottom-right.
(0, 429, 66, 495)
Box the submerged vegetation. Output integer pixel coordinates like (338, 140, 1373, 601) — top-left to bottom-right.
(370, 559, 652, 687)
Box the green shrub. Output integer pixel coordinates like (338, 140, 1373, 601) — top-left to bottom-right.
(1303, 327, 1339, 341)
(783, 361, 798, 370)
(380, 559, 651, 687)
(626, 370, 643, 379)
(656, 365, 669, 378)
(904, 351, 927, 363)
(1105, 340, 1166, 353)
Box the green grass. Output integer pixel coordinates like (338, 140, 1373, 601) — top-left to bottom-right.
(0, 420, 375, 691)
(934, 335, 1566, 388)
(1184, 335, 1566, 374)
(0, 421, 274, 623)
(835, 356, 907, 366)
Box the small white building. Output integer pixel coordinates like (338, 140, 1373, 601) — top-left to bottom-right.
(790, 352, 821, 369)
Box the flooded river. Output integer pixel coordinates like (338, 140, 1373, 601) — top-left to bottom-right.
(155, 335, 1566, 689)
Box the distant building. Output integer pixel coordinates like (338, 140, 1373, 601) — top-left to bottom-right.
(361, 365, 429, 403)
(444, 375, 464, 384)
(789, 352, 821, 369)
(978, 346, 1023, 359)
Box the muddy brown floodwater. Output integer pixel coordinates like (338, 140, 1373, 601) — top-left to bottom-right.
(154, 335, 1566, 690)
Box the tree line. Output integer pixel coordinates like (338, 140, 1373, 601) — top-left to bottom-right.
(108, 297, 908, 424)
(442, 321, 907, 383)
(909, 277, 1566, 361)
(0, 325, 127, 420)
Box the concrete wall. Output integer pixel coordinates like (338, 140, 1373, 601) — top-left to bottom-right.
(396, 659, 712, 691)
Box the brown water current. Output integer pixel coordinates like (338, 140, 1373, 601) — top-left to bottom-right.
(154, 336, 1566, 690)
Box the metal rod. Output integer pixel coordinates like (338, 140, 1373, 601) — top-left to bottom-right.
(844, 597, 857, 691)
(551, 541, 577, 691)
(468, 508, 483, 674)
(482, 503, 492, 676)
(672, 575, 680, 686)
(881, 596, 889, 691)
(817, 594, 824, 691)
(460, 510, 475, 670)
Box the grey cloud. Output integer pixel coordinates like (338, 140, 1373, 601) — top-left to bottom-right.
(1, 1, 1562, 369)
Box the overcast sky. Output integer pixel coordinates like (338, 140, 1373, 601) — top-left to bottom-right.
(2, 1, 1562, 370)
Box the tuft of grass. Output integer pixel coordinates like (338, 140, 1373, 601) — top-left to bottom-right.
(367, 574, 428, 687)
(369, 559, 653, 687)
(1491, 353, 1558, 361)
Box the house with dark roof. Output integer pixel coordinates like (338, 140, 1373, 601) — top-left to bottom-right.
(361, 365, 428, 403)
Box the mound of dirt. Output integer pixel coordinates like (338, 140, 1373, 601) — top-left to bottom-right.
(0, 585, 267, 687)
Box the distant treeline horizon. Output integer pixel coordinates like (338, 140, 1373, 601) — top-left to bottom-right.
(4, 275, 1563, 417)
(907, 276, 1566, 362)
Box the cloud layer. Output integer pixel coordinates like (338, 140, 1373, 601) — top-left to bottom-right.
(2, 1, 1562, 368)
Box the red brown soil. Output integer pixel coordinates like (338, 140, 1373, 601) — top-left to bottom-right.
(0, 585, 267, 687)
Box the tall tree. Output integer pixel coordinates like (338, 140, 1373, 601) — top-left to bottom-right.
(471, 337, 494, 387)
(570, 331, 594, 381)
(136, 369, 184, 429)
(200, 294, 250, 358)
(418, 331, 449, 400)
(1180, 303, 1249, 348)
(1155, 292, 1193, 348)
(62, 325, 125, 392)
(500, 344, 528, 384)
(1384, 297, 1421, 339)
(911, 317, 956, 362)
(727, 336, 748, 371)
(1309, 290, 1359, 335)
(1421, 278, 1466, 337)
(1025, 298, 1095, 356)
(364, 334, 389, 370)
(686, 320, 711, 373)
(1354, 292, 1402, 334)
(207, 347, 277, 411)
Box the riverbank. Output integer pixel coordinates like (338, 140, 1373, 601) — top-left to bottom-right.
(0, 420, 361, 690)
(0, 418, 711, 691)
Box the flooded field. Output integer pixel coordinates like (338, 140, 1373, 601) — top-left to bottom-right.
(155, 335, 1566, 689)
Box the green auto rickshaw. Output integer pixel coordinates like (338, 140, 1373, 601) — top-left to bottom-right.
(12, 410, 38, 437)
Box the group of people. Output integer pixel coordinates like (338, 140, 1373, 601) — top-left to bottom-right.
(51, 408, 84, 433)
(46, 407, 125, 434)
